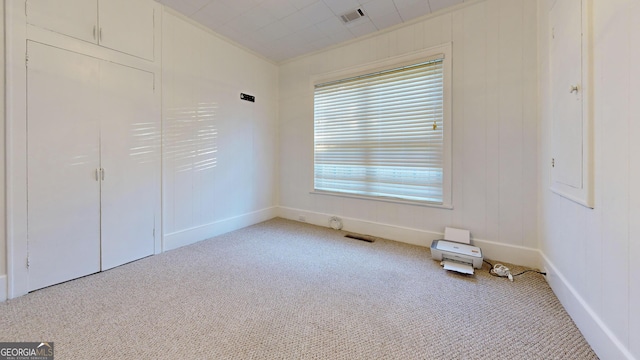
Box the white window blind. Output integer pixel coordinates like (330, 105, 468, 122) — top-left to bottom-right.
(314, 57, 445, 204)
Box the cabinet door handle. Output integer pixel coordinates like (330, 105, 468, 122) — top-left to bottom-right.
(99, 27, 103, 42)
(101, 168, 105, 181)
(570, 85, 579, 94)
(95, 168, 100, 181)
(93, 25, 96, 40)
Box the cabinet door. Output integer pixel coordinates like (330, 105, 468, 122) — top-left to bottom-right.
(99, 62, 159, 270)
(550, 0, 583, 188)
(27, 0, 98, 44)
(27, 42, 101, 291)
(549, 0, 593, 207)
(98, 0, 155, 60)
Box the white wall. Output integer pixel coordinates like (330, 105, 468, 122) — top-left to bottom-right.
(161, 10, 279, 250)
(0, 0, 6, 300)
(538, 0, 639, 359)
(278, 0, 539, 266)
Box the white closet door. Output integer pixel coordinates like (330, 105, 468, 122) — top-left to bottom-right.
(98, 0, 155, 60)
(26, 0, 98, 44)
(27, 42, 101, 291)
(99, 62, 158, 270)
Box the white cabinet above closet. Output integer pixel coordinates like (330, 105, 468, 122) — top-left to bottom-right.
(26, 0, 155, 60)
(25, 0, 96, 44)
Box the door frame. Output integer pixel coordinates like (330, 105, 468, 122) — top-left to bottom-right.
(5, 0, 162, 298)
(6, 0, 30, 299)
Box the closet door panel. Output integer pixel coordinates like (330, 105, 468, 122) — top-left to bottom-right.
(27, 0, 98, 44)
(100, 62, 158, 270)
(27, 42, 101, 291)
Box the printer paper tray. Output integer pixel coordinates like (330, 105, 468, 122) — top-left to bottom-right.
(442, 260, 474, 274)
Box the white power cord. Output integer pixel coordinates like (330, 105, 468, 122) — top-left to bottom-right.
(491, 264, 513, 282)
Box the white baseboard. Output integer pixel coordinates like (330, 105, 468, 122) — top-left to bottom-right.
(163, 207, 278, 251)
(472, 239, 541, 269)
(540, 253, 634, 360)
(278, 206, 541, 268)
(0, 275, 7, 302)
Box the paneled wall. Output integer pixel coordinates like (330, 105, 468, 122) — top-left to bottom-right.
(162, 10, 279, 250)
(278, 0, 538, 265)
(0, 1, 6, 290)
(539, 0, 639, 358)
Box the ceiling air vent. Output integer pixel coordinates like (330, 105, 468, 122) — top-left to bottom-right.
(341, 8, 366, 23)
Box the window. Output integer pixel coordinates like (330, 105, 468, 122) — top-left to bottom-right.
(313, 50, 451, 206)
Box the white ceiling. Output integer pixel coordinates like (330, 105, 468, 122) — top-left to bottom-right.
(155, 0, 468, 62)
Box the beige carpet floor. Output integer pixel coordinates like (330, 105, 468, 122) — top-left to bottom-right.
(1, 218, 597, 359)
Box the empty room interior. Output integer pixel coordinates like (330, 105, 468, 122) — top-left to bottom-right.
(0, 0, 637, 359)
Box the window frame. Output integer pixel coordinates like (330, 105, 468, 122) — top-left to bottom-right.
(310, 44, 453, 209)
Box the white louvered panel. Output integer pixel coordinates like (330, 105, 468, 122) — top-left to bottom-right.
(314, 59, 445, 203)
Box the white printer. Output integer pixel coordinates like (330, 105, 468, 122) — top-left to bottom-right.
(431, 227, 483, 274)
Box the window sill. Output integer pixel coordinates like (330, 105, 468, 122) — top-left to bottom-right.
(310, 190, 453, 210)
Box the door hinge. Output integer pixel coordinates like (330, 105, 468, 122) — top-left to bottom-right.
(552, 158, 555, 168)
(25, 53, 29, 68)
(27, 257, 30, 269)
